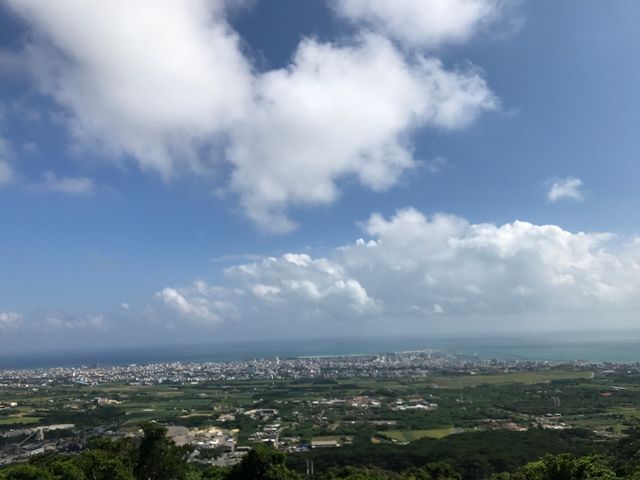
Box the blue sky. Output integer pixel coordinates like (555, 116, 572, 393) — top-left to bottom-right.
(1, 0, 640, 352)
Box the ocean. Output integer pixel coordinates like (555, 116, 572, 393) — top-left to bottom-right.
(2, 332, 640, 370)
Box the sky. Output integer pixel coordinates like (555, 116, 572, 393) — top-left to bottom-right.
(1, 0, 640, 353)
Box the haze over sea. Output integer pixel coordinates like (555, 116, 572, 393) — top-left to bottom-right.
(3, 331, 640, 370)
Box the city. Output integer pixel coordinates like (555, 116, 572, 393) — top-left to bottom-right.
(1, 350, 637, 474)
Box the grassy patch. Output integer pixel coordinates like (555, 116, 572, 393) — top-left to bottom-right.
(381, 427, 455, 442)
(431, 370, 592, 388)
(0, 416, 41, 425)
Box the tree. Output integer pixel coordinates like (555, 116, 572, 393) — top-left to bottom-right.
(86, 436, 138, 471)
(134, 423, 192, 480)
(516, 455, 615, 480)
(77, 450, 133, 480)
(228, 445, 300, 480)
(200, 467, 230, 480)
(0, 465, 55, 480)
(47, 460, 85, 480)
(404, 463, 460, 480)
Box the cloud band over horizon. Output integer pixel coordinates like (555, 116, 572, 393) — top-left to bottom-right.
(153, 208, 640, 331)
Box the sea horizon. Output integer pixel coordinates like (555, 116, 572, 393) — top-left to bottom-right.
(4, 331, 640, 370)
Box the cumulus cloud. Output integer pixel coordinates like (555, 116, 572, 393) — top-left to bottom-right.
(342, 208, 632, 315)
(0, 312, 22, 330)
(4, 0, 253, 178)
(547, 177, 584, 203)
(29, 171, 95, 195)
(157, 283, 235, 326)
(159, 208, 640, 329)
(332, 0, 506, 48)
(229, 34, 496, 231)
(158, 254, 379, 326)
(4, 0, 498, 231)
(226, 253, 379, 314)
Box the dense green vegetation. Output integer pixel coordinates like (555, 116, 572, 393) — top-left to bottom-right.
(5, 369, 640, 478)
(2, 368, 634, 442)
(288, 428, 606, 478)
(0, 369, 602, 435)
(4, 425, 640, 479)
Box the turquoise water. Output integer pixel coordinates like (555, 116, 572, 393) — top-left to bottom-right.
(3, 332, 640, 369)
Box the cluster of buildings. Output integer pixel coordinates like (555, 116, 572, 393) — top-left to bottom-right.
(391, 398, 438, 412)
(166, 425, 237, 451)
(0, 424, 82, 466)
(0, 351, 594, 388)
(0, 422, 242, 467)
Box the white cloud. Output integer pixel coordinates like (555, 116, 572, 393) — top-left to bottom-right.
(0, 137, 14, 186)
(228, 34, 496, 231)
(0, 138, 92, 193)
(342, 208, 632, 315)
(0, 312, 22, 330)
(158, 253, 379, 326)
(30, 171, 95, 195)
(159, 208, 640, 330)
(4, 0, 253, 178)
(0, 160, 12, 186)
(423, 156, 449, 175)
(0, 136, 93, 193)
(157, 285, 232, 326)
(4, 1, 498, 232)
(45, 314, 106, 330)
(0, 48, 25, 74)
(547, 177, 584, 203)
(226, 253, 380, 314)
(332, 0, 506, 48)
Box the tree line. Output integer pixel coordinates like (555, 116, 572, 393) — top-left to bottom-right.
(3, 424, 640, 480)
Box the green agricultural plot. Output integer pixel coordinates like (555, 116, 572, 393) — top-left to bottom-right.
(0, 416, 42, 425)
(380, 427, 456, 442)
(431, 370, 593, 388)
(564, 417, 625, 433)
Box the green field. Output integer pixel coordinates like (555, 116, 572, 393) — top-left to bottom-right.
(431, 370, 593, 388)
(0, 416, 42, 425)
(381, 427, 456, 442)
